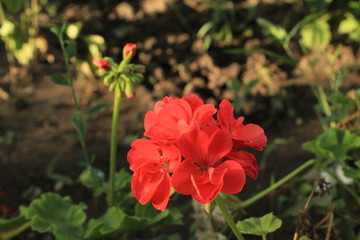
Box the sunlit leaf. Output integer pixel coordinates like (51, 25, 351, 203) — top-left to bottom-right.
(66, 22, 82, 40)
(338, 14, 360, 42)
(14, 42, 35, 65)
(300, 18, 331, 50)
(23, 193, 86, 240)
(236, 213, 282, 237)
(0, 20, 15, 37)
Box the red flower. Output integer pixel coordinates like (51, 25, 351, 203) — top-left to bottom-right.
(128, 139, 181, 211)
(171, 127, 246, 204)
(123, 43, 137, 58)
(217, 99, 267, 151)
(128, 95, 267, 210)
(93, 57, 111, 70)
(144, 94, 216, 143)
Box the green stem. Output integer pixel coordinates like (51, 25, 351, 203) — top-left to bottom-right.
(58, 32, 90, 164)
(108, 86, 122, 207)
(59, 35, 80, 111)
(215, 195, 245, 240)
(242, 159, 315, 208)
(0, 221, 31, 240)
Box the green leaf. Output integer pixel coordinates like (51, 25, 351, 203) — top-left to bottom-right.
(50, 26, 61, 37)
(23, 193, 86, 240)
(85, 206, 182, 238)
(65, 41, 77, 60)
(71, 113, 86, 143)
(236, 213, 282, 237)
(300, 18, 331, 50)
(338, 14, 360, 42)
(197, 21, 214, 38)
(2, 0, 24, 13)
(338, 14, 359, 34)
(50, 75, 70, 86)
(257, 17, 287, 41)
(79, 167, 105, 196)
(0, 20, 15, 38)
(84, 103, 110, 116)
(0, 216, 28, 231)
(303, 129, 360, 161)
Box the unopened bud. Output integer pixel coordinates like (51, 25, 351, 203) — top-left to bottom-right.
(124, 78, 135, 99)
(93, 57, 111, 71)
(123, 43, 137, 59)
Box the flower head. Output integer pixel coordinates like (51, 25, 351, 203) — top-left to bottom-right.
(127, 95, 267, 210)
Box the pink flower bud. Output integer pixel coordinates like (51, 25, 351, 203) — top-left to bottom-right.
(93, 57, 111, 71)
(123, 43, 137, 58)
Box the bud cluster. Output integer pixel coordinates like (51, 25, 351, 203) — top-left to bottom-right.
(93, 43, 144, 99)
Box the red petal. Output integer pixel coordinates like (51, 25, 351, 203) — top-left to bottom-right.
(207, 129, 232, 165)
(190, 104, 217, 129)
(127, 139, 160, 171)
(182, 94, 204, 111)
(191, 173, 222, 204)
(144, 111, 159, 134)
(227, 150, 259, 179)
(233, 124, 267, 150)
(219, 160, 246, 194)
(131, 170, 164, 205)
(177, 130, 208, 164)
(171, 159, 200, 195)
(151, 174, 171, 211)
(217, 99, 236, 131)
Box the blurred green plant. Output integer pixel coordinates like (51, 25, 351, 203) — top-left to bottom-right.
(197, 0, 236, 51)
(0, 0, 39, 66)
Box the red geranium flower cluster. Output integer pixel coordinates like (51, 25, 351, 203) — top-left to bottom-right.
(127, 94, 267, 211)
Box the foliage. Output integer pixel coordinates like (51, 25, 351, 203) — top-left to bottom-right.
(236, 213, 282, 238)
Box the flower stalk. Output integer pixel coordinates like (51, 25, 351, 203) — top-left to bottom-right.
(215, 195, 245, 240)
(108, 85, 122, 207)
(106, 43, 139, 207)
